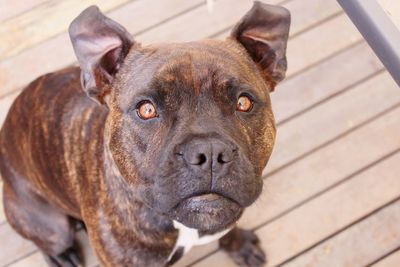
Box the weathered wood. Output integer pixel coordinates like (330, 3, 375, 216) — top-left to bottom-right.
(264, 71, 400, 175)
(1, 47, 397, 267)
(0, 223, 36, 266)
(281, 199, 400, 267)
(0, 0, 132, 61)
(8, 252, 46, 267)
(0, 90, 20, 128)
(272, 41, 383, 123)
(0, 0, 47, 22)
(371, 249, 400, 267)
(137, 0, 276, 44)
(0, 0, 398, 266)
(0, 0, 204, 99)
(213, 10, 363, 78)
(8, 230, 99, 267)
(282, 13, 362, 77)
(212, 0, 342, 39)
(0, 0, 342, 100)
(176, 72, 400, 266)
(0, 181, 4, 223)
(193, 147, 400, 266)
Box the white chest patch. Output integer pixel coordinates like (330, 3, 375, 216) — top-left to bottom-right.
(167, 221, 232, 262)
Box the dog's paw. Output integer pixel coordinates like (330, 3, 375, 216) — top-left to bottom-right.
(43, 247, 82, 267)
(220, 228, 266, 267)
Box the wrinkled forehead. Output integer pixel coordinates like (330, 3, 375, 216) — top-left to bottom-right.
(114, 40, 268, 107)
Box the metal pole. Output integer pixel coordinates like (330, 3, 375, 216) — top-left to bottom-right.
(337, 0, 400, 87)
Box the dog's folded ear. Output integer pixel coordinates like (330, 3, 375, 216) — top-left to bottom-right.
(231, 1, 290, 89)
(69, 6, 134, 105)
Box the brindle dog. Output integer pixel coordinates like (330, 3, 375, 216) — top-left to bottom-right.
(0, 2, 290, 267)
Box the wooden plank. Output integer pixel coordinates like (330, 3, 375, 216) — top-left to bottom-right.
(211, 0, 342, 39)
(0, 181, 4, 224)
(280, 13, 362, 77)
(7, 252, 46, 267)
(2, 50, 398, 267)
(0, 0, 47, 22)
(371, 249, 400, 267)
(139, 0, 355, 77)
(272, 41, 383, 123)
(0, 0, 132, 61)
(0, 44, 382, 138)
(0, 0, 342, 100)
(378, 0, 400, 29)
(281, 200, 400, 267)
(0, 90, 19, 128)
(213, 9, 363, 78)
(176, 72, 400, 266)
(0, 0, 203, 99)
(0, 2, 359, 101)
(137, 0, 341, 44)
(0, 39, 385, 227)
(136, 0, 277, 44)
(193, 150, 400, 267)
(0, 223, 36, 266)
(0, 1, 390, 266)
(7, 230, 99, 267)
(265, 71, 400, 174)
(285, 0, 341, 36)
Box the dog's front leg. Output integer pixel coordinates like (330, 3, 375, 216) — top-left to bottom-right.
(219, 227, 266, 267)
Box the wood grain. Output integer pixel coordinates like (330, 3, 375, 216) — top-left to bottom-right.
(0, 0, 203, 99)
(0, 0, 341, 99)
(371, 249, 400, 267)
(8, 230, 99, 267)
(176, 72, 400, 266)
(0, 0, 131, 61)
(0, 0, 47, 22)
(272, 41, 383, 123)
(0, 223, 36, 266)
(264, 71, 400, 175)
(193, 146, 400, 266)
(0, 182, 4, 223)
(281, 199, 400, 267)
(0, 0, 398, 266)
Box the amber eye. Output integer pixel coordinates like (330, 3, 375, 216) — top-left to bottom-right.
(137, 101, 158, 120)
(236, 95, 253, 112)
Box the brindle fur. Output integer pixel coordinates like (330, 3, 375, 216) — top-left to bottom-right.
(0, 2, 290, 267)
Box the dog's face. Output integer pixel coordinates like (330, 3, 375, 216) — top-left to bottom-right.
(69, 3, 290, 232)
(107, 41, 276, 232)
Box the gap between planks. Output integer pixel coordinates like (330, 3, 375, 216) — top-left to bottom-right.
(0, 0, 135, 61)
(0, 32, 388, 267)
(0, 0, 394, 266)
(191, 144, 400, 266)
(0, 0, 344, 100)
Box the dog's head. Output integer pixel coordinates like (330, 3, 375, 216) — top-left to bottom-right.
(69, 2, 290, 233)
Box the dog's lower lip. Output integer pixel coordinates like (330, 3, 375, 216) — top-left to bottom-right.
(171, 192, 243, 232)
(177, 192, 239, 208)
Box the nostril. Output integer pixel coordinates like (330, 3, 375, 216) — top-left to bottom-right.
(217, 153, 229, 164)
(197, 154, 207, 165)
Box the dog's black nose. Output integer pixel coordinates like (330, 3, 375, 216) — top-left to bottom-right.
(178, 138, 236, 173)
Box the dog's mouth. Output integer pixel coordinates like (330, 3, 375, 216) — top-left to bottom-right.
(171, 193, 243, 233)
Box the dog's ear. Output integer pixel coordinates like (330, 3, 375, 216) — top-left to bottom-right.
(69, 6, 134, 105)
(231, 1, 290, 89)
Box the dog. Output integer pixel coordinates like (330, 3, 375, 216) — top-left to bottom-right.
(0, 2, 290, 266)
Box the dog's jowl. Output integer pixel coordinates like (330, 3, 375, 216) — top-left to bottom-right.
(0, 2, 290, 267)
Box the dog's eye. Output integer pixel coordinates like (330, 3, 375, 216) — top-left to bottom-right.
(137, 101, 158, 120)
(236, 95, 253, 112)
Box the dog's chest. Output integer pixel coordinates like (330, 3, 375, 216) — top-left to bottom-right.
(167, 221, 232, 264)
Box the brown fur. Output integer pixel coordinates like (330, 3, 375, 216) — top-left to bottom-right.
(0, 2, 290, 267)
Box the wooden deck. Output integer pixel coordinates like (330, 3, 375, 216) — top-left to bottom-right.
(1, 0, 400, 266)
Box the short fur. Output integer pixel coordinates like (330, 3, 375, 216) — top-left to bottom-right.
(0, 2, 290, 267)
